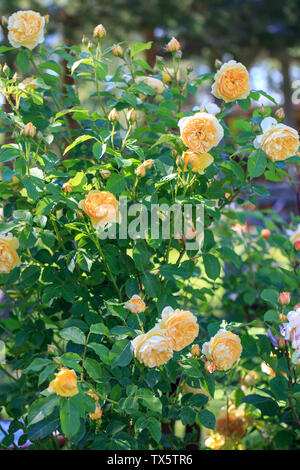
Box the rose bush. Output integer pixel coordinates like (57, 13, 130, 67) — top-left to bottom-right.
(0, 11, 300, 450)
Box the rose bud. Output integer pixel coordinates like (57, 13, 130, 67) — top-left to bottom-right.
(261, 228, 271, 239)
(166, 37, 181, 52)
(127, 108, 136, 123)
(1, 16, 7, 27)
(191, 344, 201, 357)
(205, 361, 216, 373)
(279, 292, 290, 306)
(93, 24, 106, 39)
(108, 108, 119, 122)
(275, 108, 285, 121)
(23, 122, 36, 137)
(62, 182, 72, 193)
(295, 240, 300, 251)
(113, 45, 124, 57)
(99, 169, 111, 179)
(215, 59, 223, 70)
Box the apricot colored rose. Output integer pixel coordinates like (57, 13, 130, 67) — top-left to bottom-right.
(49, 368, 78, 397)
(0, 233, 20, 273)
(177, 151, 214, 174)
(158, 306, 199, 351)
(124, 295, 146, 314)
(255, 119, 300, 162)
(131, 328, 173, 368)
(202, 329, 242, 371)
(212, 60, 250, 102)
(8, 10, 45, 50)
(178, 112, 223, 153)
(79, 190, 119, 229)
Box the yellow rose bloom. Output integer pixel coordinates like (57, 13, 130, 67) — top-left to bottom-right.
(49, 368, 79, 397)
(157, 306, 199, 351)
(212, 60, 250, 102)
(205, 432, 225, 450)
(135, 159, 154, 177)
(8, 10, 45, 50)
(178, 112, 224, 153)
(124, 295, 146, 314)
(136, 76, 165, 94)
(177, 151, 214, 174)
(79, 190, 119, 229)
(261, 124, 299, 162)
(0, 233, 20, 273)
(202, 329, 242, 371)
(131, 328, 173, 368)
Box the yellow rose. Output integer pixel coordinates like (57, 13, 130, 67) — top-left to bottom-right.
(178, 112, 224, 153)
(202, 329, 242, 371)
(79, 190, 119, 229)
(177, 151, 214, 174)
(157, 306, 199, 351)
(136, 76, 165, 94)
(124, 295, 146, 314)
(131, 328, 173, 368)
(88, 391, 103, 420)
(166, 37, 181, 52)
(8, 10, 45, 50)
(49, 368, 79, 397)
(205, 432, 225, 450)
(0, 233, 20, 273)
(241, 370, 258, 387)
(260, 124, 299, 162)
(212, 60, 250, 102)
(135, 159, 154, 177)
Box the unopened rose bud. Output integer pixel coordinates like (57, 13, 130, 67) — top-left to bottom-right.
(62, 182, 72, 193)
(279, 292, 290, 306)
(1, 16, 7, 27)
(295, 240, 300, 251)
(191, 344, 200, 357)
(48, 344, 57, 354)
(113, 45, 124, 57)
(205, 361, 215, 373)
(127, 108, 135, 123)
(3, 63, 10, 74)
(87, 41, 93, 50)
(108, 108, 119, 122)
(99, 169, 111, 179)
(186, 64, 193, 74)
(23, 122, 36, 137)
(93, 24, 106, 39)
(261, 228, 271, 239)
(275, 107, 285, 121)
(44, 14, 50, 25)
(253, 123, 260, 133)
(166, 37, 181, 52)
(215, 59, 222, 70)
(12, 72, 18, 82)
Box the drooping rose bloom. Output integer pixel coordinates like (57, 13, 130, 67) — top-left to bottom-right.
(212, 60, 250, 102)
(49, 368, 79, 397)
(176, 151, 214, 174)
(0, 233, 20, 273)
(178, 112, 224, 154)
(202, 329, 242, 371)
(88, 391, 103, 420)
(156, 306, 199, 351)
(79, 190, 119, 229)
(8, 10, 45, 50)
(131, 328, 173, 368)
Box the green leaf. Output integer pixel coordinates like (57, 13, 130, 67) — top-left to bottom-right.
(180, 406, 196, 425)
(247, 149, 267, 179)
(142, 272, 161, 298)
(27, 413, 59, 441)
(203, 253, 221, 280)
(60, 398, 81, 439)
(198, 409, 216, 429)
(261, 288, 279, 306)
(60, 327, 86, 345)
(106, 173, 126, 195)
(242, 394, 279, 416)
(130, 42, 153, 57)
(136, 389, 162, 413)
(112, 341, 132, 368)
(27, 394, 59, 425)
(16, 49, 30, 72)
(147, 417, 161, 443)
(63, 135, 96, 155)
(0, 146, 20, 163)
